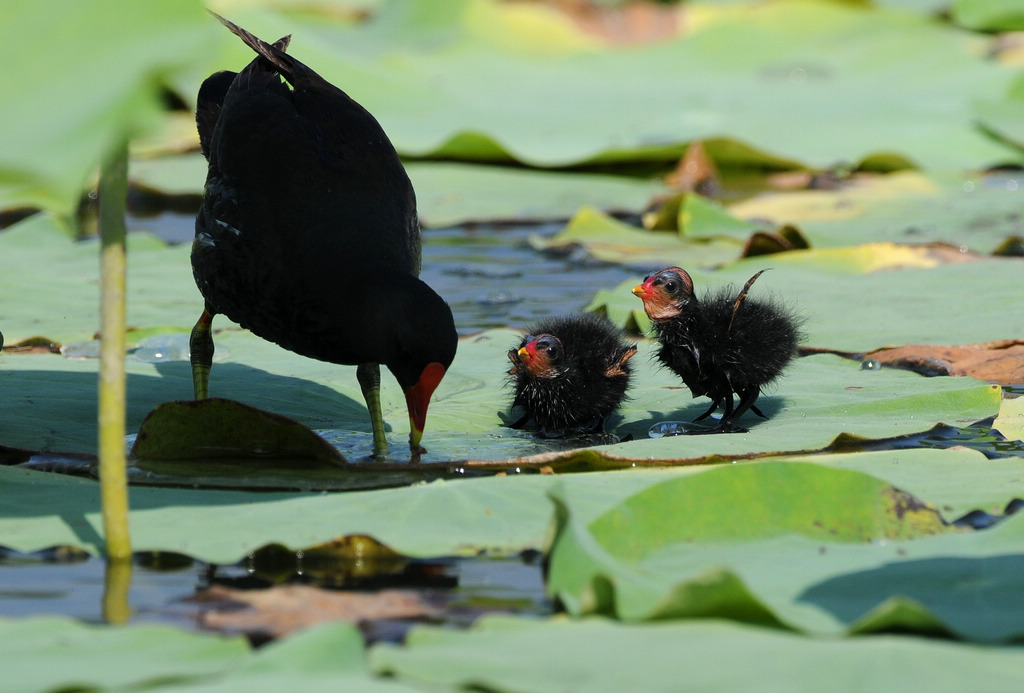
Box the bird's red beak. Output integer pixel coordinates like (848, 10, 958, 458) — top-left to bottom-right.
(632, 277, 680, 320)
(631, 279, 652, 301)
(517, 340, 537, 362)
(404, 361, 446, 457)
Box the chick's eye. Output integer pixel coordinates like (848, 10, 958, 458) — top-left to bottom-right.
(664, 280, 677, 293)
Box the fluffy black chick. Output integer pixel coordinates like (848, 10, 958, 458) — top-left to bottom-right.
(506, 314, 637, 437)
(633, 267, 802, 433)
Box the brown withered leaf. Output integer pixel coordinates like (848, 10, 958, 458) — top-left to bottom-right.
(805, 340, 1024, 383)
(864, 341, 1024, 383)
(195, 584, 440, 639)
(741, 225, 811, 257)
(665, 140, 720, 194)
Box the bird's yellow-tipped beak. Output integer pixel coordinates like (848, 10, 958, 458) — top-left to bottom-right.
(631, 283, 648, 298)
(404, 361, 446, 460)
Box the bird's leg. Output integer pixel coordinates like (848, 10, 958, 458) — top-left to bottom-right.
(189, 307, 216, 399)
(717, 387, 761, 433)
(692, 400, 720, 422)
(357, 362, 389, 459)
(751, 404, 768, 419)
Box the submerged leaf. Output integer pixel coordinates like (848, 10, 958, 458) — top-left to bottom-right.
(196, 584, 439, 639)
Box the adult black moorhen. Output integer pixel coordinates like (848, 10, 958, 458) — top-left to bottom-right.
(190, 14, 457, 461)
(506, 313, 637, 436)
(632, 267, 802, 433)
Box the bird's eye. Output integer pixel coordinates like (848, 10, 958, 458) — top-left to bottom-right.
(536, 336, 561, 360)
(664, 280, 677, 293)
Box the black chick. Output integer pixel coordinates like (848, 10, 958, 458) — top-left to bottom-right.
(190, 15, 457, 461)
(632, 267, 802, 433)
(506, 314, 637, 437)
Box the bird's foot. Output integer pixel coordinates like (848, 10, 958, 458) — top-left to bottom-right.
(686, 423, 748, 435)
(409, 441, 426, 464)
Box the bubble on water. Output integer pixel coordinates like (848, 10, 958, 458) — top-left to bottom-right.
(860, 359, 882, 371)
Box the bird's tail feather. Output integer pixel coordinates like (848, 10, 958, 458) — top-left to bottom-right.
(211, 12, 301, 79)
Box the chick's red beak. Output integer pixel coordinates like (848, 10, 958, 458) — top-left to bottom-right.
(517, 339, 538, 363)
(405, 361, 447, 456)
(631, 279, 653, 300)
(632, 276, 680, 321)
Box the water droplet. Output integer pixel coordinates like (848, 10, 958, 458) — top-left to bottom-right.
(959, 244, 969, 254)
(789, 67, 807, 85)
(648, 421, 687, 438)
(962, 180, 975, 193)
(131, 333, 191, 363)
(1007, 179, 1019, 191)
(860, 359, 881, 371)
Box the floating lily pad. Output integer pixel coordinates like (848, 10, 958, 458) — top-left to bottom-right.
(728, 171, 1024, 255)
(0, 325, 1002, 469)
(0, 0, 215, 215)
(993, 394, 1024, 442)
(0, 447, 1019, 565)
(546, 464, 1024, 641)
(192, 1, 1019, 171)
(0, 616, 248, 693)
(370, 615, 1024, 693)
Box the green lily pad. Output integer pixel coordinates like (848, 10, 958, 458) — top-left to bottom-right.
(0, 0, 215, 216)
(993, 394, 1024, 442)
(546, 464, 1024, 641)
(370, 615, 1024, 693)
(200, 1, 1018, 171)
(0, 616, 249, 693)
(0, 616, 423, 693)
(183, 621, 423, 693)
(0, 323, 1002, 468)
(0, 446, 1017, 566)
(952, 0, 1024, 31)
